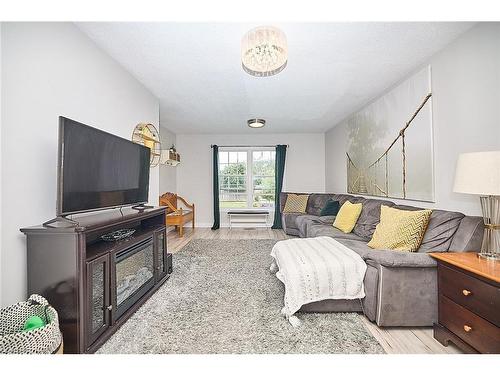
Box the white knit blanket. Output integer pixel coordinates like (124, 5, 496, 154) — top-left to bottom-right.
(270, 236, 367, 326)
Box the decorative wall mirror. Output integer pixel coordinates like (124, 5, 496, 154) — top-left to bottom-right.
(132, 123, 161, 167)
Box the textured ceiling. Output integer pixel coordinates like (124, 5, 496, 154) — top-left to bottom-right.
(76, 22, 474, 134)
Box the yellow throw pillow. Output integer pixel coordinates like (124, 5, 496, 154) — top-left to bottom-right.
(367, 205, 432, 252)
(283, 194, 309, 213)
(333, 201, 363, 233)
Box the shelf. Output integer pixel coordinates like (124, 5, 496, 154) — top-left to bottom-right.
(135, 134, 160, 143)
(86, 223, 164, 261)
(160, 150, 180, 166)
(163, 159, 180, 166)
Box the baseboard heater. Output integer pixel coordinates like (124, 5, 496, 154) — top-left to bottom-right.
(227, 210, 270, 228)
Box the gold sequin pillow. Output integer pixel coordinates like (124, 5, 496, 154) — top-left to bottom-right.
(283, 194, 309, 213)
(367, 205, 432, 252)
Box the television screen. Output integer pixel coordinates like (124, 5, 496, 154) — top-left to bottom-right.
(57, 117, 150, 215)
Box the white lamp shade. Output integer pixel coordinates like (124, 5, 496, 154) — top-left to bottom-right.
(453, 151, 500, 195)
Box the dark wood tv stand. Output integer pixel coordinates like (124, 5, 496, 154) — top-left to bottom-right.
(21, 206, 171, 354)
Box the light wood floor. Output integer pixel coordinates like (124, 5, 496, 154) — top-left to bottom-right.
(167, 227, 463, 354)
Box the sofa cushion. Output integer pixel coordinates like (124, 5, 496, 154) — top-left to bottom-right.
(368, 206, 432, 252)
(363, 249, 437, 268)
(336, 194, 361, 205)
(393, 204, 467, 252)
(295, 214, 320, 238)
(308, 223, 366, 242)
(316, 215, 336, 225)
(392, 204, 422, 211)
(353, 198, 395, 239)
(282, 212, 305, 231)
(418, 210, 465, 252)
(283, 194, 309, 213)
(334, 238, 437, 268)
(336, 238, 373, 258)
(333, 201, 363, 233)
(449, 216, 484, 252)
(305, 194, 337, 216)
(296, 215, 337, 237)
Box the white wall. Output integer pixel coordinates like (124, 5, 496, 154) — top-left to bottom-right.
(159, 126, 177, 195)
(176, 133, 325, 226)
(1, 23, 160, 306)
(325, 23, 500, 216)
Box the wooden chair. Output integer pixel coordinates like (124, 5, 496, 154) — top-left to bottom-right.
(159, 192, 195, 237)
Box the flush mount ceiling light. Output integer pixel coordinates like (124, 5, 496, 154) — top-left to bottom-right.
(241, 26, 287, 77)
(247, 118, 266, 128)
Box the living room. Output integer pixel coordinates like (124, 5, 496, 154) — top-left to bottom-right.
(1, 0, 499, 372)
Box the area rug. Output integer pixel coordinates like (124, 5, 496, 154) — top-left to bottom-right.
(98, 239, 384, 354)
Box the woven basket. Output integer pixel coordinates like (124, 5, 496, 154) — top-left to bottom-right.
(0, 294, 62, 354)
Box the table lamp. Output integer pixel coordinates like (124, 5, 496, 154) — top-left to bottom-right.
(453, 151, 500, 260)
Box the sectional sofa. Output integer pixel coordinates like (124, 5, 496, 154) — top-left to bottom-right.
(279, 192, 484, 326)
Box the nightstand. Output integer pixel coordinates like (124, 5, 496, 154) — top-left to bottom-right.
(430, 252, 500, 354)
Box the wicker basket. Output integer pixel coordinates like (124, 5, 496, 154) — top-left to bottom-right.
(0, 294, 63, 354)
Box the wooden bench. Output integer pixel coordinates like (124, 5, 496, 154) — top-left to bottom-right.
(227, 210, 270, 228)
(159, 192, 195, 237)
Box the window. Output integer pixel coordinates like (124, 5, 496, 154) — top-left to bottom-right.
(219, 151, 247, 208)
(251, 151, 275, 208)
(219, 149, 275, 209)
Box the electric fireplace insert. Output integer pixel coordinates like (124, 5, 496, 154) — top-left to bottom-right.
(114, 238, 155, 319)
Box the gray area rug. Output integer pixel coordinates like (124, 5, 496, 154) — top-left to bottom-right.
(98, 239, 384, 354)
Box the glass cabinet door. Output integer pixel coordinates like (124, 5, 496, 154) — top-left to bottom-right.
(155, 229, 168, 281)
(86, 253, 110, 348)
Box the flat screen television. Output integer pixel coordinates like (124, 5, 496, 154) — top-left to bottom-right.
(57, 116, 151, 216)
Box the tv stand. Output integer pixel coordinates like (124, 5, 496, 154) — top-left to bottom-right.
(21, 206, 171, 353)
(42, 215, 79, 228)
(131, 203, 154, 211)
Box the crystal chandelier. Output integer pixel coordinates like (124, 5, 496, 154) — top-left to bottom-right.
(241, 26, 288, 77)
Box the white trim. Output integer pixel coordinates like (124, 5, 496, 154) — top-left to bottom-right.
(192, 222, 213, 228)
(178, 222, 274, 229)
(219, 146, 275, 151)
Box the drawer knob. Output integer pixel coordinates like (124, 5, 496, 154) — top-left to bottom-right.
(462, 289, 472, 296)
(463, 325, 472, 332)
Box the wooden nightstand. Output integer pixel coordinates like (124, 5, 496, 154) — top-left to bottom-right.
(430, 252, 500, 354)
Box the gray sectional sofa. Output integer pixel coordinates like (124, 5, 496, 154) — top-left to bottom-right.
(279, 192, 484, 327)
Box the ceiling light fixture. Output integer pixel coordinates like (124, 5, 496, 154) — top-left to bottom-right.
(247, 119, 266, 128)
(241, 26, 287, 77)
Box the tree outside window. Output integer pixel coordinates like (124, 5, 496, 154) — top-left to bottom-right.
(218, 149, 275, 209)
